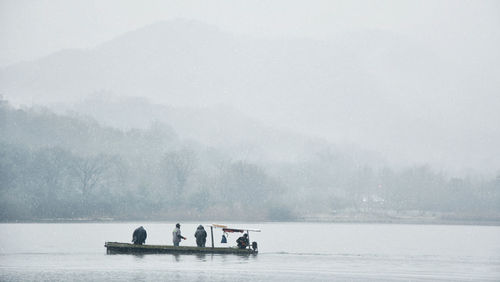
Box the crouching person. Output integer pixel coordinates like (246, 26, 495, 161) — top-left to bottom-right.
(236, 233, 249, 249)
(132, 226, 147, 245)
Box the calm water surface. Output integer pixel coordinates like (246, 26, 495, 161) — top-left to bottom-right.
(0, 222, 499, 281)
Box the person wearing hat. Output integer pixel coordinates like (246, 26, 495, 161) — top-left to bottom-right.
(172, 223, 186, 246)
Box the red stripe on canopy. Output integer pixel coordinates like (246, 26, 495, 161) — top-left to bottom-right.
(222, 228, 244, 233)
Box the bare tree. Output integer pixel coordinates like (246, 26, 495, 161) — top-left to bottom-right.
(73, 154, 114, 197)
(160, 149, 196, 202)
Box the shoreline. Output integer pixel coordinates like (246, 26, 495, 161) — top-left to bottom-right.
(2, 217, 499, 226)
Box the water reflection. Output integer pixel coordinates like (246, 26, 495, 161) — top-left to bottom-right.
(132, 253, 145, 260)
(172, 253, 181, 262)
(194, 253, 207, 261)
(164, 253, 215, 262)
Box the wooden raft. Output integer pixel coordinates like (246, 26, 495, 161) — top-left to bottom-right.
(105, 242, 257, 255)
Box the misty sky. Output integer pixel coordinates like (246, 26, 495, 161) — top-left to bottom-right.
(1, 0, 499, 66)
(1, 0, 500, 176)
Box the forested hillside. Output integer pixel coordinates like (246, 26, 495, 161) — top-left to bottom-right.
(1, 99, 499, 222)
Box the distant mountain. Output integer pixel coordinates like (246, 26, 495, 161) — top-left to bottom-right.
(1, 19, 499, 174)
(0, 19, 438, 114)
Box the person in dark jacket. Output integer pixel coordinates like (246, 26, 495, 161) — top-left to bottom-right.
(236, 233, 249, 249)
(194, 225, 207, 247)
(132, 226, 147, 245)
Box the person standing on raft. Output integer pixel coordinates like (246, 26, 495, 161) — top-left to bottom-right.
(194, 225, 207, 247)
(172, 223, 186, 246)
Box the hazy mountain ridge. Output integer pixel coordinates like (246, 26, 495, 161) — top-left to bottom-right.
(50, 95, 382, 166)
(1, 19, 499, 175)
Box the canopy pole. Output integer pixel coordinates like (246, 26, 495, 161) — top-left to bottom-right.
(211, 226, 214, 248)
(247, 230, 250, 250)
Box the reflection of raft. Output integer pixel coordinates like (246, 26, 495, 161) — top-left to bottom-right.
(105, 242, 257, 255)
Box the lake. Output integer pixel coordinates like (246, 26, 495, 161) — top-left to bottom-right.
(0, 222, 499, 281)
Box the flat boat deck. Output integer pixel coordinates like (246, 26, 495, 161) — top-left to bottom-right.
(105, 242, 257, 255)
